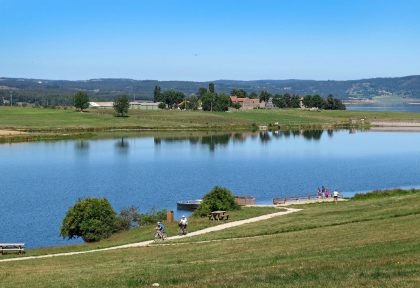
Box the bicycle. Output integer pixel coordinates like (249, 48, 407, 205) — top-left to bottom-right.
(153, 231, 168, 242)
(178, 225, 188, 236)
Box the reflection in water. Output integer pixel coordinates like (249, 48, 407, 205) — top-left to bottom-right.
(74, 140, 89, 156)
(302, 130, 323, 140)
(259, 131, 271, 142)
(115, 138, 129, 154)
(152, 129, 336, 150)
(327, 129, 334, 137)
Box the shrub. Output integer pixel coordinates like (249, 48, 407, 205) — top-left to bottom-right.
(60, 198, 118, 242)
(193, 186, 239, 217)
(115, 206, 141, 231)
(137, 209, 167, 226)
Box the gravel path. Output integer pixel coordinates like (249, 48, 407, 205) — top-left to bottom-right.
(0, 208, 301, 263)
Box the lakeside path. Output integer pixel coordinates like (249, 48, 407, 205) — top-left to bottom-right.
(0, 207, 301, 263)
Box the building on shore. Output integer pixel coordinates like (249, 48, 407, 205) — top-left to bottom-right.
(129, 101, 160, 110)
(230, 96, 265, 110)
(89, 102, 114, 108)
(89, 101, 160, 110)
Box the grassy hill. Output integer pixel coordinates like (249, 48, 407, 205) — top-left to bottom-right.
(0, 190, 419, 287)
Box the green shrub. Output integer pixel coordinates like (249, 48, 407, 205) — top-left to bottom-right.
(60, 198, 118, 242)
(193, 186, 239, 217)
(137, 208, 167, 226)
(115, 206, 141, 231)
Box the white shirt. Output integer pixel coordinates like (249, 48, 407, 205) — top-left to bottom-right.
(333, 191, 338, 197)
(180, 218, 188, 225)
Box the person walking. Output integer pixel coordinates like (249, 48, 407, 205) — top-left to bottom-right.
(333, 189, 339, 204)
(325, 187, 329, 198)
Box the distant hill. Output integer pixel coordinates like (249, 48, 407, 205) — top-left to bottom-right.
(1, 75, 420, 106)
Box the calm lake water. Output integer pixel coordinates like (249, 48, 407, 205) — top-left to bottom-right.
(347, 104, 420, 112)
(1, 130, 420, 248)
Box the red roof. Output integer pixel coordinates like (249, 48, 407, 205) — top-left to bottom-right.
(230, 96, 259, 103)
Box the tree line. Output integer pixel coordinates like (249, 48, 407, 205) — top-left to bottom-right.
(154, 82, 231, 112)
(68, 85, 346, 114)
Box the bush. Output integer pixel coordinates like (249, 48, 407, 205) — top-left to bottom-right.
(137, 209, 167, 226)
(193, 186, 239, 217)
(60, 198, 118, 242)
(115, 206, 141, 231)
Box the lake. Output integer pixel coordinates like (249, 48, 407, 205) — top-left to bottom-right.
(1, 130, 420, 248)
(347, 104, 420, 112)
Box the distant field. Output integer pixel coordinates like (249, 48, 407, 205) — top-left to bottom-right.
(1, 107, 420, 133)
(0, 190, 419, 287)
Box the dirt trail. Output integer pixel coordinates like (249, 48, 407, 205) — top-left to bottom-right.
(0, 208, 301, 263)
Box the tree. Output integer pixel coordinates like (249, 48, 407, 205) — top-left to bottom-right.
(153, 85, 161, 102)
(259, 90, 271, 103)
(160, 90, 185, 109)
(208, 82, 215, 93)
(178, 97, 198, 110)
(73, 91, 89, 111)
(249, 92, 258, 99)
(115, 206, 141, 231)
(201, 92, 230, 112)
(213, 93, 231, 112)
(272, 95, 286, 108)
(231, 89, 247, 98)
(60, 198, 118, 242)
(324, 94, 346, 110)
(311, 95, 325, 109)
(113, 95, 130, 117)
(197, 87, 208, 98)
(290, 95, 301, 108)
(201, 92, 216, 112)
(193, 186, 239, 217)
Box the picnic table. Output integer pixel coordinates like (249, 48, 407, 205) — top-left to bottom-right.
(0, 243, 25, 255)
(208, 211, 229, 221)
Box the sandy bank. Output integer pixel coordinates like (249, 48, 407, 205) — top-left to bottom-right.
(0, 129, 26, 136)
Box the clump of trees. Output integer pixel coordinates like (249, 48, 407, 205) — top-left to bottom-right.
(193, 186, 239, 217)
(302, 94, 345, 110)
(272, 93, 301, 108)
(60, 198, 118, 242)
(155, 90, 185, 109)
(198, 83, 231, 112)
(324, 95, 346, 110)
(73, 91, 90, 111)
(113, 95, 130, 116)
(60, 198, 167, 242)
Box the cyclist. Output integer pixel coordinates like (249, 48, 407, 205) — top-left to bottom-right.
(178, 215, 188, 235)
(156, 221, 165, 239)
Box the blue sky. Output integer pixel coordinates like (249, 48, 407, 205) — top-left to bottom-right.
(1, 0, 419, 81)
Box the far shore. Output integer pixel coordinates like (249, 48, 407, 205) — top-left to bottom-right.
(1, 107, 420, 143)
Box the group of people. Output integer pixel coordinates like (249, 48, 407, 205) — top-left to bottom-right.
(317, 186, 340, 202)
(155, 215, 188, 240)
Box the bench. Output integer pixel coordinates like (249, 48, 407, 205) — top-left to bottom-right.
(0, 243, 25, 255)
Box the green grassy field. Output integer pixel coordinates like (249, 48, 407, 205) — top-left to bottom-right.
(1, 191, 419, 287)
(1, 206, 279, 259)
(1, 107, 420, 132)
